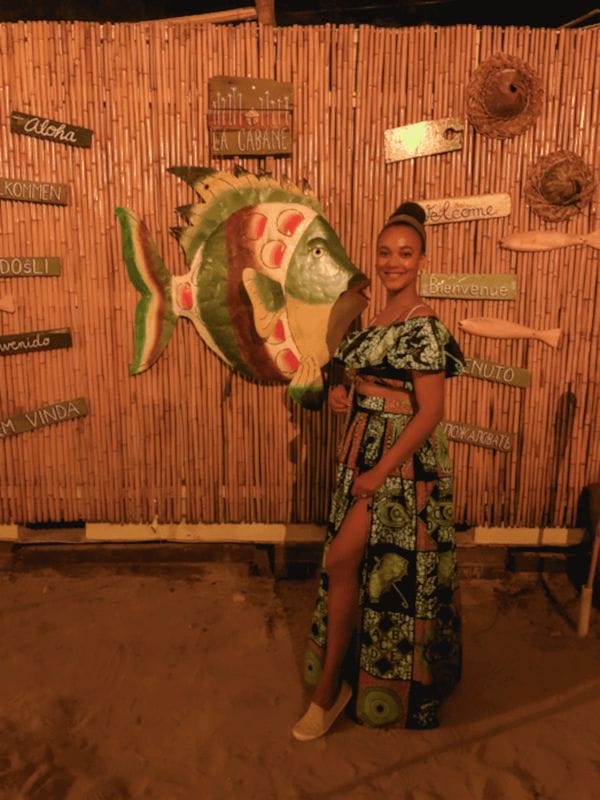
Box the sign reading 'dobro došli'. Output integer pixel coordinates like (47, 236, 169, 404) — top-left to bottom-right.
(208, 76, 293, 156)
(0, 397, 88, 439)
(10, 111, 93, 148)
(420, 193, 511, 225)
(442, 420, 514, 452)
(0, 257, 61, 277)
(463, 356, 531, 389)
(0, 177, 68, 205)
(384, 117, 464, 162)
(420, 273, 516, 300)
(0, 328, 72, 356)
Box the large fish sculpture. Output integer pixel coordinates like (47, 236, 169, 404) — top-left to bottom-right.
(115, 168, 369, 409)
(500, 230, 600, 252)
(459, 317, 561, 348)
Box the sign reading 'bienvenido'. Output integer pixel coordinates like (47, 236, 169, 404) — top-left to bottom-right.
(0, 177, 68, 205)
(0, 397, 88, 438)
(0, 328, 72, 356)
(10, 111, 93, 148)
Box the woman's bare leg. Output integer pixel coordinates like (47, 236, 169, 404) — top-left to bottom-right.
(310, 498, 371, 709)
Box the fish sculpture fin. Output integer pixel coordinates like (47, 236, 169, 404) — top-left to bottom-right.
(584, 230, 600, 250)
(115, 207, 178, 374)
(288, 355, 324, 410)
(535, 328, 562, 348)
(241, 268, 285, 339)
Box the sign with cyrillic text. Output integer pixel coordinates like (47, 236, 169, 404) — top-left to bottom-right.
(0, 397, 88, 438)
(442, 420, 514, 452)
(10, 111, 93, 148)
(0, 257, 61, 277)
(0, 328, 72, 356)
(463, 356, 531, 389)
(0, 177, 68, 206)
(208, 76, 293, 156)
(420, 273, 516, 300)
(419, 193, 511, 225)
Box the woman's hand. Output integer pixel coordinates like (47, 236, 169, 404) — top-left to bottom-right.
(329, 385, 351, 413)
(351, 466, 387, 499)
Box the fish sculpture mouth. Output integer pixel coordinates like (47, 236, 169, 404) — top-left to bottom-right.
(326, 274, 370, 356)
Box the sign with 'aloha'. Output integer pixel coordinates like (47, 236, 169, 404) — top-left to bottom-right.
(10, 111, 93, 148)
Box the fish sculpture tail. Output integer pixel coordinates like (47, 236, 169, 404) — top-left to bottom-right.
(536, 328, 561, 348)
(584, 231, 600, 250)
(115, 207, 178, 374)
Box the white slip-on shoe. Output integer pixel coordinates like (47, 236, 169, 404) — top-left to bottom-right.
(291, 682, 353, 741)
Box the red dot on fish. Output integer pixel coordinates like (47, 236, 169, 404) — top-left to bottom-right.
(177, 282, 194, 310)
(277, 209, 305, 237)
(261, 240, 286, 269)
(268, 319, 286, 344)
(276, 348, 299, 375)
(244, 212, 268, 240)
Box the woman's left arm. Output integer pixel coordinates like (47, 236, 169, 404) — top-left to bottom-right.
(351, 370, 445, 497)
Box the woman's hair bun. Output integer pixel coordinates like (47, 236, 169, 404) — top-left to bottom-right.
(392, 201, 426, 225)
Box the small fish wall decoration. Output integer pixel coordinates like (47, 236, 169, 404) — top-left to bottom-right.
(458, 317, 561, 348)
(0, 295, 15, 313)
(500, 230, 600, 252)
(115, 167, 370, 409)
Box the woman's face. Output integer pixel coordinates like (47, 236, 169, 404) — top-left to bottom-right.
(375, 224, 425, 294)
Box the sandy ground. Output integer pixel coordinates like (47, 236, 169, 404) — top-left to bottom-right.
(1, 557, 599, 800)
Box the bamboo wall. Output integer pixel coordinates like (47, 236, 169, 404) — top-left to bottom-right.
(0, 20, 598, 528)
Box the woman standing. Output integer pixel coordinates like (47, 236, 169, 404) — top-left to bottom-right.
(292, 201, 464, 740)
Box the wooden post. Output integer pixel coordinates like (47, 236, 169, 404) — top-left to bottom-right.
(255, 0, 276, 25)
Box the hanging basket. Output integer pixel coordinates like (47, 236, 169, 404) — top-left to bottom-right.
(525, 149, 595, 222)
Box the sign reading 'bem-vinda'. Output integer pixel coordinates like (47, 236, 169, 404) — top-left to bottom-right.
(0, 397, 88, 439)
(442, 420, 514, 452)
(420, 273, 516, 300)
(0, 257, 61, 277)
(208, 76, 293, 156)
(463, 356, 532, 389)
(10, 111, 93, 148)
(419, 193, 511, 225)
(0, 327, 72, 357)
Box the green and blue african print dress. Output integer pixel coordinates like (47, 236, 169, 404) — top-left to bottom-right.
(304, 316, 465, 729)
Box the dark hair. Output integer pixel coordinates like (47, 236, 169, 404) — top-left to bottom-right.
(381, 201, 427, 252)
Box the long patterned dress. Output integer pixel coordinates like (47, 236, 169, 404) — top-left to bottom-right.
(303, 315, 465, 729)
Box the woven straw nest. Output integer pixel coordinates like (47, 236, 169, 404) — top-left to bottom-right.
(466, 53, 544, 139)
(526, 150, 596, 222)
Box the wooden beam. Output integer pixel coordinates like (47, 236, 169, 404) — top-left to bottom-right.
(255, 0, 276, 24)
(145, 8, 258, 24)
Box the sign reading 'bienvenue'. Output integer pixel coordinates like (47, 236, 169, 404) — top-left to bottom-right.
(0, 397, 88, 438)
(420, 193, 511, 225)
(420, 273, 516, 300)
(10, 111, 93, 148)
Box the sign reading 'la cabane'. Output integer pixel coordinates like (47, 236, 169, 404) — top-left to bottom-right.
(10, 111, 93, 148)
(208, 76, 293, 156)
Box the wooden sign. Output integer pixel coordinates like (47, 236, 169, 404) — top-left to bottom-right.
(384, 117, 464, 162)
(208, 76, 293, 156)
(419, 193, 511, 225)
(0, 257, 61, 277)
(463, 356, 531, 388)
(0, 327, 72, 356)
(0, 177, 68, 206)
(0, 397, 88, 439)
(420, 273, 516, 300)
(10, 110, 93, 148)
(442, 420, 514, 452)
